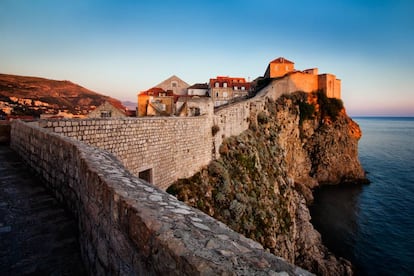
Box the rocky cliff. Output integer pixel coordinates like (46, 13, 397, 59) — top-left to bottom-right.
(167, 92, 367, 275)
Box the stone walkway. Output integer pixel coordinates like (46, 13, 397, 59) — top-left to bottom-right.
(0, 145, 86, 275)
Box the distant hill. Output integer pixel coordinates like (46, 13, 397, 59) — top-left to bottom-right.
(0, 73, 124, 116)
(122, 100, 137, 111)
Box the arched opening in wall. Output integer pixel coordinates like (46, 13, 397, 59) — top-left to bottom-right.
(139, 168, 153, 184)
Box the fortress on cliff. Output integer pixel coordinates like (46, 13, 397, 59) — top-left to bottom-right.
(131, 57, 341, 119)
(261, 57, 341, 99)
(7, 57, 345, 275)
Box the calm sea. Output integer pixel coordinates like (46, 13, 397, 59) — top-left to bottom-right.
(309, 117, 414, 276)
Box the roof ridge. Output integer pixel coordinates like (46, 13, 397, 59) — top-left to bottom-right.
(270, 57, 294, 64)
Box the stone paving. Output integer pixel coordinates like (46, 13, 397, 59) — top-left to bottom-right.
(0, 145, 85, 275)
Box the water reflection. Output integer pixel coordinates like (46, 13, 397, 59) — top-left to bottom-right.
(310, 118, 414, 275)
(309, 184, 364, 265)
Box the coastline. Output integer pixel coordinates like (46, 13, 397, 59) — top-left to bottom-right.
(310, 117, 414, 275)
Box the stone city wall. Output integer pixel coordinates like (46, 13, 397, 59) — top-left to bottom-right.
(256, 73, 341, 102)
(318, 74, 341, 99)
(37, 103, 271, 188)
(211, 94, 270, 158)
(39, 116, 213, 190)
(266, 73, 318, 99)
(212, 101, 251, 158)
(10, 120, 311, 275)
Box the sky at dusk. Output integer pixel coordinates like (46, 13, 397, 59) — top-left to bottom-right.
(1, 0, 413, 116)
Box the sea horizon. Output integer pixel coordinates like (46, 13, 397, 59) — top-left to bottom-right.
(351, 115, 414, 118)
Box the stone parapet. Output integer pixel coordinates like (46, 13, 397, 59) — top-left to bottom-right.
(10, 120, 312, 275)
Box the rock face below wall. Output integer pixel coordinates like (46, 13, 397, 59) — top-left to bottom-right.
(168, 92, 367, 275)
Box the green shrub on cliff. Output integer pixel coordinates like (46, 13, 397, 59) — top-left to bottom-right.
(317, 91, 343, 120)
(299, 101, 315, 124)
(257, 111, 269, 124)
(166, 184, 179, 196)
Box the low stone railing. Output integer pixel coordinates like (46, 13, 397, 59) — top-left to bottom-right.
(10, 120, 311, 275)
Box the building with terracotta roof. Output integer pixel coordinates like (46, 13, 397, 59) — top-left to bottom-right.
(209, 76, 250, 107)
(137, 76, 192, 117)
(88, 100, 127, 118)
(154, 75, 190, 96)
(137, 87, 176, 117)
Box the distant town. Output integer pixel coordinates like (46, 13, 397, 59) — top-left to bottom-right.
(0, 57, 341, 121)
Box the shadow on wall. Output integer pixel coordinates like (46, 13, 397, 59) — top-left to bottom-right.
(0, 122, 11, 144)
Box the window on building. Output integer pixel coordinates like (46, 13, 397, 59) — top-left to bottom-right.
(100, 111, 111, 118)
(190, 107, 201, 116)
(139, 168, 153, 184)
(215, 82, 219, 88)
(223, 92, 228, 98)
(194, 107, 200, 116)
(216, 92, 219, 97)
(241, 86, 246, 90)
(160, 92, 166, 97)
(171, 81, 178, 88)
(234, 86, 238, 90)
(223, 82, 228, 88)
